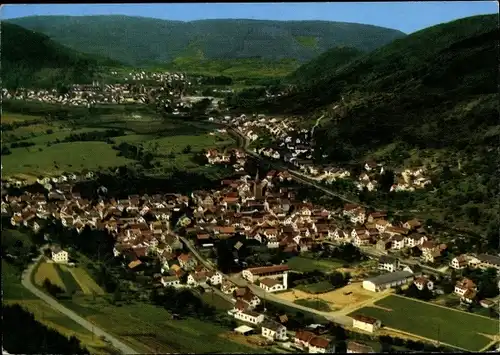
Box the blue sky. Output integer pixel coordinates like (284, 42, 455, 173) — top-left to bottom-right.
(1, 2, 497, 34)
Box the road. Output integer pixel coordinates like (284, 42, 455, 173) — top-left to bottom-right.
(178, 234, 353, 327)
(21, 248, 138, 355)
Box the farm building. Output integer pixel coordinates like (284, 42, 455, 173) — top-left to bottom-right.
(362, 271, 415, 292)
(234, 325, 255, 336)
(476, 254, 500, 270)
(352, 314, 382, 333)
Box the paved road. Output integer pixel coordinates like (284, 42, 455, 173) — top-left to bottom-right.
(178, 234, 353, 327)
(21, 249, 138, 355)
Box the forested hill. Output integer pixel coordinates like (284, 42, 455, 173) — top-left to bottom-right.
(7, 15, 406, 66)
(285, 46, 363, 85)
(1, 22, 122, 89)
(257, 14, 498, 242)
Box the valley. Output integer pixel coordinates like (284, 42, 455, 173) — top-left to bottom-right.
(1, 5, 499, 355)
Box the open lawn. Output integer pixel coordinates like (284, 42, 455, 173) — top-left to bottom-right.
(294, 298, 332, 312)
(296, 281, 334, 294)
(34, 261, 67, 291)
(348, 294, 499, 351)
(2, 141, 134, 179)
(68, 267, 105, 296)
(55, 264, 83, 294)
(65, 296, 262, 354)
(1, 112, 44, 124)
(2, 260, 38, 300)
(286, 256, 343, 273)
(200, 292, 233, 310)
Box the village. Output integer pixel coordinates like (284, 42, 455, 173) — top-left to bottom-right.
(227, 114, 433, 193)
(2, 150, 499, 353)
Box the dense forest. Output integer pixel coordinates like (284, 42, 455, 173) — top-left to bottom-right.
(1, 22, 121, 89)
(8, 15, 405, 66)
(3, 304, 89, 354)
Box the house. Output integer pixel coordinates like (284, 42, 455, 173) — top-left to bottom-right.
(308, 336, 335, 353)
(450, 255, 469, 270)
(378, 256, 399, 273)
(161, 275, 181, 287)
(391, 235, 405, 250)
(242, 265, 289, 284)
(461, 289, 477, 304)
(414, 276, 434, 291)
(51, 246, 69, 263)
(454, 278, 477, 296)
(222, 280, 238, 294)
(362, 271, 415, 292)
(261, 320, 287, 341)
(233, 310, 264, 325)
(421, 242, 447, 264)
(206, 271, 223, 285)
(403, 219, 422, 230)
(294, 330, 316, 349)
(405, 233, 427, 248)
(367, 211, 388, 223)
(376, 234, 392, 252)
(259, 278, 286, 292)
(177, 253, 198, 269)
(476, 254, 500, 271)
(352, 314, 381, 333)
(347, 341, 375, 353)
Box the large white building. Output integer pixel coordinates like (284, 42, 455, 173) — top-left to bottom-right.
(362, 271, 414, 292)
(242, 264, 289, 288)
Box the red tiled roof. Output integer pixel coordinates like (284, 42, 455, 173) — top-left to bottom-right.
(246, 264, 289, 275)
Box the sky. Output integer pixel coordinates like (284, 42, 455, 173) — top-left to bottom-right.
(1, 2, 497, 34)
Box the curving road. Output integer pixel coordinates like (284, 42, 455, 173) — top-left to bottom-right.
(178, 234, 353, 327)
(21, 250, 138, 355)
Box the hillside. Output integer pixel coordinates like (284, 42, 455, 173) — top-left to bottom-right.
(285, 46, 363, 85)
(7, 15, 406, 66)
(1, 22, 123, 89)
(237, 14, 499, 242)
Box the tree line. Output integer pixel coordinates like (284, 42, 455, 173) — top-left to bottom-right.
(3, 304, 89, 354)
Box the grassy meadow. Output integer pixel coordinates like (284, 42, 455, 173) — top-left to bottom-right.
(349, 294, 498, 351)
(2, 108, 235, 182)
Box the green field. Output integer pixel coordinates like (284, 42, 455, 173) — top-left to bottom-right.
(68, 267, 106, 296)
(349, 295, 498, 351)
(296, 280, 334, 294)
(286, 256, 343, 273)
(293, 298, 331, 312)
(200, 292, 233, 310)
(54, 264, 82, 294)
(2, 108, 235, 181)
(64, 296, 262, 354)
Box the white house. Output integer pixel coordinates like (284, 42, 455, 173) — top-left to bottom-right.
(450, 255, 469, 270)
(161, 275, 181, 287)
(378, 256, 399, 273)
(294, 331, 316, 349)
(259, 278, 286, 292)
(261, 320, 287, 341)
(414, 276, 434, 291)
(51, 246, 69, 263)
(352, 315, 381, 333)
(308, 337, 335, 354)
(234, 310, 264, 325)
